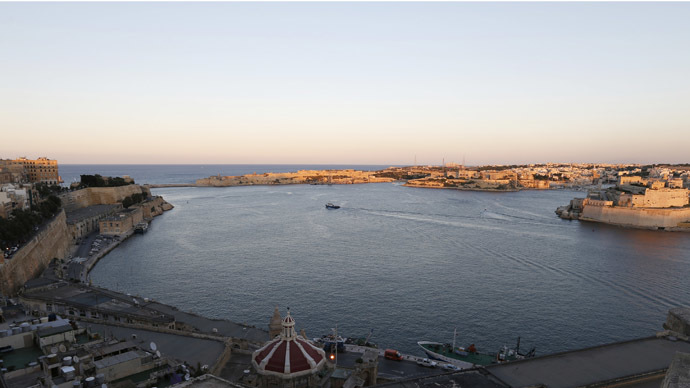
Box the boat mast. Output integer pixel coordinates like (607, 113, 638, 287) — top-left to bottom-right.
(452, 327, 457, 350)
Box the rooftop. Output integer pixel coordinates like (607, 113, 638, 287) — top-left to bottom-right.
(170, 374, 244, 388)
(36, 322, 73, 338)
(485, 336, 690, 388)
(94, 349, 149, 369)
(81, 322, 225, 367)
(65, 204, 120, 224)
(374, 369, 504, 388)
(22, 283, 174, 324)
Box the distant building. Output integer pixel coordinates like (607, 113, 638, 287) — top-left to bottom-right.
(11, 157, 61, 185)
(0, 157, 61, 185)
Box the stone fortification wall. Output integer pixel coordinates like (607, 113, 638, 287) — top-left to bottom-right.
(635, 189, 689, 208)
(60, 185, 151, 212)
(139, 196, 173, 219)
(0, 211, 71, 296)
(619, 188, 689, 208)
(580, 205, 690, 229)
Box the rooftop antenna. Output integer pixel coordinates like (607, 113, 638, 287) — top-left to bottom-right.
(150, 342, 157, 352)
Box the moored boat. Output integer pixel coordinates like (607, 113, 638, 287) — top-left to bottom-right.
(325, 203, 340, 209)
(134, 222, 149, 234)
(418, 333, 535, 367)
(314, 333, 346, 353)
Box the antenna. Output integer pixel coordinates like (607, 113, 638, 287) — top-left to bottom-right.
(50, 347, 58, 354)
(150, 342, 157, 351)
(58, 344, 67, 353)
(156, 350, 161, 358)
(73, 355, 80, 364)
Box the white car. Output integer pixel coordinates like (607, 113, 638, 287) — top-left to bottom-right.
(416, 358, 437, 368)
(442, 363, 459, 371)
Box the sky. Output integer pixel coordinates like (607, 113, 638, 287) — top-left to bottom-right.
(1, 2, 689, 166)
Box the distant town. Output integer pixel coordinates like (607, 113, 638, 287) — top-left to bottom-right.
(1, 157, 689, 388)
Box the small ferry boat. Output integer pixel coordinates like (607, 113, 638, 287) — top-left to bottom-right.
(314, 334, 346, 353)
(134, 222, 149, 234)
(418, 331, 535, 367)
(325, 203, 340, 209)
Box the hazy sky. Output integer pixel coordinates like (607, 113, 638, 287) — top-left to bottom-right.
(1, 2, 689, 165)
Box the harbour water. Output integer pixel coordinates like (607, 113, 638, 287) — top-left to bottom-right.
(84, 166, 690, 357)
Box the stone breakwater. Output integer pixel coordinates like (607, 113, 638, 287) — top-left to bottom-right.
(196, 169, 395, 187)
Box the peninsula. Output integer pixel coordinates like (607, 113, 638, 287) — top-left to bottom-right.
(191, 163, 661, 191)
(556, 166, 690, 231)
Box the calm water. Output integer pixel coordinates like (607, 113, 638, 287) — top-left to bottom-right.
(87, 174, 690, 357)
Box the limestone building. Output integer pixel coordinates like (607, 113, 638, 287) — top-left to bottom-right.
(11, 157, 61, 185)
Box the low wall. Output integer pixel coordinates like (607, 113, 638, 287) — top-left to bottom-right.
(0, 332, 33, 349)
(581, 205, 690, 229)
(0, 211, 71, 295)
(210, 340, 234, 376)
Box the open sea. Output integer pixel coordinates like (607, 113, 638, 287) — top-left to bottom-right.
(62, 165, 690, 357)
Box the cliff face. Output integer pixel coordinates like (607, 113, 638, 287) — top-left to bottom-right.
(60, 185, 151, 212)
(0, 210, 71, 295)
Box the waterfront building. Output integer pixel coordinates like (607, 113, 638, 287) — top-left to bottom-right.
(66, 204, 121, 242)
(99, 206, 144, 235)
(252, 310, 328, 388)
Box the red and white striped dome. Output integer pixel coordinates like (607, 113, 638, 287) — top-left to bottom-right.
(252, 310, 326, 379)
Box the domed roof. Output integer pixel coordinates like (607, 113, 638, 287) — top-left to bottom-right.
(252, 310, 326, 379)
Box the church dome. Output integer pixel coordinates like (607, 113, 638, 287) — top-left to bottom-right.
(252, 310, 326, 379)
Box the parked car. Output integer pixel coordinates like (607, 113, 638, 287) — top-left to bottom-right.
(442, 363, 459, 371)
(384, 349, 403, 361)
(416, 358, 437, 368)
